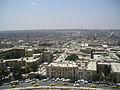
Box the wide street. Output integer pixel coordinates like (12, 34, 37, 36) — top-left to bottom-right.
(0, 80, 119, 90)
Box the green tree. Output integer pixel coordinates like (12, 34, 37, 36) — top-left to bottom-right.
(103, 65, 111, 76)
(33, 49, 45, 54)
(25, 62, 39, 73)
(92, 73, 100, 81)
(66, 54, 79, 61)
(0, 67, 10, 80)
(109, 72, 117, 83)
(29, 62, 38, 72)
(10, 63, 23, 79)
(25, 65, 31, 73)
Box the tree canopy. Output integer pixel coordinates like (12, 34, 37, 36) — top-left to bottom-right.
(33, 49, 45, 54)
(10, 63, 23, 79)
(0, 67, 10, 80)
(66, 54, 79, 61)
(25, 62, 39, 73)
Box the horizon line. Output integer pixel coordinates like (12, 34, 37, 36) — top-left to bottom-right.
(0, 28, 120, 32)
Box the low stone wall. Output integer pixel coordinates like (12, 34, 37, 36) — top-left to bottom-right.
(11, 86, 107, 90)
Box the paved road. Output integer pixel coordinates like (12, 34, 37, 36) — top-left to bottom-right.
(0, 80, 119, 90)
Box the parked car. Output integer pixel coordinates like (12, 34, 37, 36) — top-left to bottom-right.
(93, 81, 100, 84)
(11, 80, 19, 85)
(51, 78, 55, 81)
(25, 79, 32, 83)
(4, 82, 10, 85)
(31, 81, 36, 84)
(103, 84, 109, 87)
(33, 83, 39, 86)
(63, 82, 68, 85)
(90, 84, 97, 88)
(75, 80, 81, 83)
(50, 83, 55, 86)
(55, 79, 58, 82)
(41, 79, 47, 82)
(83, 80, 88, 84)
(111, 85, 118, 88)
(116, 83, 120, 87)
(73, 84, 80, 87)
(60, 78, 65, 81)
(10, 85, 16, 88)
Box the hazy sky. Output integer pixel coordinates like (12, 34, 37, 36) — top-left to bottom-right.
(0, 0, 120, 30)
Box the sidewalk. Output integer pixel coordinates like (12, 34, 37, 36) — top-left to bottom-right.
(9, 86, 109, 90)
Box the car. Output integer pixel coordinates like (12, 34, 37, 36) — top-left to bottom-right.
(33, 83, 39, 86)
(111, 85, 118, 88)
(41, 79, 47, 82)
(63, 82, 68, 85)
(51, 78, 55, 81)
(79, 79, 85, 83)
(103, 84, 109, 87)
(4, 82, 10, 85)
(65, 79, 71, 82)
(73, 84, 80, 87)
(31, 81, 36, 84)
(10, 85, 16, 88)
(25, 79, 32, 83)
(55, 79, 58, 82)
(116, 83, 120, 87)
(50, 83, 55, 86)
(93, 81, 100, 84)
(46, 78, 50, 81)
(83, 80, 88, 84)
(75, 80, 81, 83)
(90, 84, 97, 88)
(11, 80, 19, 85)
(60, 78, 65, 81)
(55, 78, 60, 81)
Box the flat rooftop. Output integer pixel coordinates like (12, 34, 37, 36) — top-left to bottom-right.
(87, 62, 96, 71)
(0, 47, 24, 52)
(2, 57, 39, 62)
(111, 63, 120, 73)
(48, 61, 78, 67)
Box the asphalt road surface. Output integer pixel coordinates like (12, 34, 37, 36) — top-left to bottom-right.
(0, 80, 119, 90)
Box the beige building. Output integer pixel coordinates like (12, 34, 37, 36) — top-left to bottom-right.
(0, 48, 25, 59)
(46, 61, 97, 80)
(46, 61, 78, 78)
(25, 49, 33, 57)
(111, 63, 120, 82)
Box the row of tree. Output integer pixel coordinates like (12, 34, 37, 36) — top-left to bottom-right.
(0, 61, 39, 81)
(92, 65, 117, 83)
(92, 72, 117, 83)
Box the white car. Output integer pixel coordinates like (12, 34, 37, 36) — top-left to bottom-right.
(46, 78, 50, 81)
(75, 80, 81, 83)
(80, 79, 85, 82)
(25, 79, 32, 83)
(41, 79, 47, 82)
(55, 79, 58, 82)
(66, 79, 71, 82)
(51, 78, 55, 81)
(73, 84, 80, 87)
(83, 80, 88, 84)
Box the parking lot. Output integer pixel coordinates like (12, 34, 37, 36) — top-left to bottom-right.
(0, 78, 120, 90)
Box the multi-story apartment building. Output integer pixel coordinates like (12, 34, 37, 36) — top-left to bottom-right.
(46, 61, 78, 79)
(0, 48, 25, 59)
(0, 58, 26, 68)
(46, 61, 97, 80)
